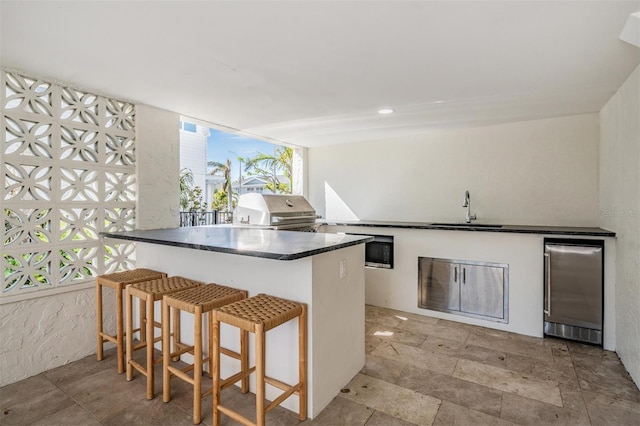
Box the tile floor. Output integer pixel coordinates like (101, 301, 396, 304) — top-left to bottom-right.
(2, 305, 639, 425)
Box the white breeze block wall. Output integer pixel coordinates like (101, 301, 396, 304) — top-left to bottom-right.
(600, 65, 640, 387)
(1, 82, 180, 385)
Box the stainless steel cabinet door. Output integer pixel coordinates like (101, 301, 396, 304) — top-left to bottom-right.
(418, 258, 460, 311)
(459, 264, 505, 319)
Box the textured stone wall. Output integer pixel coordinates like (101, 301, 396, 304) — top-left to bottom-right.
(0, 287, 116, 387)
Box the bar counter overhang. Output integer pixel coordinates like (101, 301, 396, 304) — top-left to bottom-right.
(100, 226, 373, 418)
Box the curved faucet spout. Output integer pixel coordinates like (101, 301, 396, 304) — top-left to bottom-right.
(463, 190, 477, 223)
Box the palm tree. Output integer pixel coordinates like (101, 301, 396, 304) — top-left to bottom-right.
(179, 168, 194, 211)
(208, 159, 233, 211)
(243, 147, 293, 194)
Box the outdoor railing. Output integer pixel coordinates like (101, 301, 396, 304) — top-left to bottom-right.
(179, 211, 233, 227)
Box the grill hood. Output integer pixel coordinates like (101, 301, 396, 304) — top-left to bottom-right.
(233, 193, 318, 230)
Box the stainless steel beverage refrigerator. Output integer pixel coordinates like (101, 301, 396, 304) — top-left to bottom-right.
(543, 238, 604, 345)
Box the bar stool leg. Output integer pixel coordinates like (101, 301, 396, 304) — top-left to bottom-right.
(126, 288, 134, 381)
(172, 306, 181, 361)
(299, 305, 307, 420)
(95, 282, 104, 362)
(145, 295, 155, 400)
(162, 298, 171, 403)
(140, 299, 147, 343)
(115, 286, 125, 374)
(241, 328, 249, 393)
(194, 305, 203, 424)
(211, 314, 221, 426)
(207, 311, 214, 379)
(256, 324, 266, 426)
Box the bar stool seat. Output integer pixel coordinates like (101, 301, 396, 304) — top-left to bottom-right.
(211, 294, 307, 426)
(95, 268, 166, 374)
(162, 284, 248, 424)
(126, 276, 203, 399)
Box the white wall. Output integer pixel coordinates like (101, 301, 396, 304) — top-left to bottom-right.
(309, 114, 600, 227)
(600, 65, 640, 387)
(136, 105, 181, 229)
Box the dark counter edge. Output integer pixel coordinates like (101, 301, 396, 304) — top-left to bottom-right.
(320, 221, 616, 237)
(100, 232, 375, 261)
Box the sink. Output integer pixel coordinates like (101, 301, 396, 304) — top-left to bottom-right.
(430, 223, 503, 228)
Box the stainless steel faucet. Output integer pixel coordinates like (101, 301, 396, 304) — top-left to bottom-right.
(462, 190, 477, 223)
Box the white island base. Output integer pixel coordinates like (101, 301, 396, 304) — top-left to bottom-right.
(132, 241, 366, 419)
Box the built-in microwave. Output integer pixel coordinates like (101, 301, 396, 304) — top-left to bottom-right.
(348, 234, 394, 269)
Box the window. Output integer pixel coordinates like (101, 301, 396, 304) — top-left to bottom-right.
(180, 122, 303, 214)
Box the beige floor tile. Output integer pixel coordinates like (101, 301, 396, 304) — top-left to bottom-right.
(365, 305, 406, 328)
(340, 373, 441, 426)
(44, 346, 120, 388)
(392, 310, 440, 326)
(420, 335, 466, 353)
(372, 340, 459, 376)
(453, 359, 563, 407)
(396, 364, 504, 417)
(500, 387, 590, 425)
(433, 401, 515, 426)
(398, 321, 470, 343)
(366, 410, 418, 426)
(583, 390, 640, 426)
(567, 341, 621, 361)
(460, 344, 509, 368)
(467, 331, 554, 362)
(101, 398, 194, 426)
(552, 346, 574, 367)
(309, 396, 373, 425)
(31, 403, 102, 426)
(505, 352, 580, 388)
(542, 336, 570, 350)
(421, 336, 508, 369)
(365, 333, 384, 353)
(361, 353, 407, 384)
(212, 383, 302, 426)
(59, 368, 150, 421)
(0, 375, 76, 425)
(572, 351, 640, 402)
(366, 321, 428, 347)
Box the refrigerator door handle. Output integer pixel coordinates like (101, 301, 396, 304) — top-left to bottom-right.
(544, 252, 551, 316)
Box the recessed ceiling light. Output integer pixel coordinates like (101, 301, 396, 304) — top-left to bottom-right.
(378, 108, 394, 114)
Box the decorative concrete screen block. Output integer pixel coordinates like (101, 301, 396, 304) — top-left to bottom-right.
(1, 70, 137, 297)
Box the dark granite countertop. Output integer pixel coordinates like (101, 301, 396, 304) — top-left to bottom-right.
(100, 226, 374, 261)
(319, 220, 615, 237)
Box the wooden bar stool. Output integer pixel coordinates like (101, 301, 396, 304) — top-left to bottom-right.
(95, 268, 166, 374)
(211, 294, 307, 426)
(126, 276, 203, 399)
(162, 284, 249, 424)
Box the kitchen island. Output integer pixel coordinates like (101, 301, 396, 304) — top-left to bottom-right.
(101, 226, 373, 418)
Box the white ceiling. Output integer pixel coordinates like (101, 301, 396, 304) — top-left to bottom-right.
(2, 1, 639, 148)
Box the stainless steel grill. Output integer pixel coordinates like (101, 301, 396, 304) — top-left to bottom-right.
(233, 194, 319, 231)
